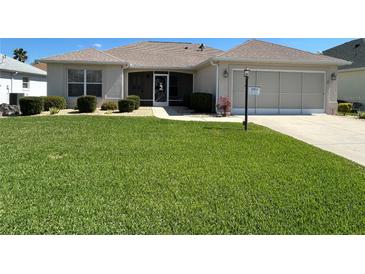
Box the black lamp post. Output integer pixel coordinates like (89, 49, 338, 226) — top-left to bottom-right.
(243, 69, 250, 130)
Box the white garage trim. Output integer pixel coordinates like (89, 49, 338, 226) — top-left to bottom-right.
(231, 68, 326, 115)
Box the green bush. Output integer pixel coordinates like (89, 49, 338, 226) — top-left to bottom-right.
(190, 92, 213, 113)
(358, 112, 365, 119)
(77, 96, 97, 113)
(338, 103, 352, 115)
(19, 97, 43, 115)
(49, 107, 60, 115)
(126, 95, 140, 109)
(101, 101, 118, 111)
(42, 96, 66, 111)
(118, 99, 135, 112)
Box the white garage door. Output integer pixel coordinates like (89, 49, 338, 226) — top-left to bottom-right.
(232, 70, 325, 114)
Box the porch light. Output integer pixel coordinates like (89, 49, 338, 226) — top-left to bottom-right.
(331, 73, 337, 80)
(223, 69, 229, 78)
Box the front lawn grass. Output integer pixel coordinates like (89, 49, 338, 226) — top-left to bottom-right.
(0, 116, 364, 234)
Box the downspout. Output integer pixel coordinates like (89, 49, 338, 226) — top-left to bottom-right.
(210, 60, 219, 113)
(11, 71, 18, 94)
(121, 63, 130, 99)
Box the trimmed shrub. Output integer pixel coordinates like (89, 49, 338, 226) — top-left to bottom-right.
(49, 107, 60, 115)
(101, 101, 118, 111)
(190, 92, 213, 113)
(358, 112, 365, 119)
(126, 95, 140, 109)
(118, 99, 135, 112)
(338, 103, 352, 115)
(77, 96, 97, 113)
(19, 97, 43, 115)
(42, 96, 66, 111)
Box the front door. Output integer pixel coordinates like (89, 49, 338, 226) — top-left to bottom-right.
(153, 74, 169, 106)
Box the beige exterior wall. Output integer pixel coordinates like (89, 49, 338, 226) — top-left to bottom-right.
(338, 69, 365, 109)
(217, 62, 338, 114)
(47, 63, 124, 108)
(194, 65, 216, 95)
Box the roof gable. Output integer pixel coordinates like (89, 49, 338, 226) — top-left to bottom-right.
(323, 39, 365, 70)
(41, 48, 126, 65)
(216, 39, 350, 65)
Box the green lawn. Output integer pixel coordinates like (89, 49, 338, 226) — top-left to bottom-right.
(1, 116, 365, 234)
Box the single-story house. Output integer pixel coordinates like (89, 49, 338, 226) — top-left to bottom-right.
(323, 39, 365, 109)
(0, 54, 47, 105)
(41, 40, 350, 114)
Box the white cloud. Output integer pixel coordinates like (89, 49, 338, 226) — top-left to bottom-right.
(92, 43, 102, 48)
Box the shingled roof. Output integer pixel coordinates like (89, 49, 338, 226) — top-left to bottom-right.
(41, 40, 351, 68)
(323, 39, 365, 70)
(214, 40, 350, 66)
(105, 41, 223, 69)
(0, 54, 47, 76)
(41, 48, 127, 65)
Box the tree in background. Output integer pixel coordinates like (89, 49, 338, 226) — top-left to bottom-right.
(13, 48, 28, 62)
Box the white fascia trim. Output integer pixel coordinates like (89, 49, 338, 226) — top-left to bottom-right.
(40, 60, 128, 65)
(212, 57, 351, 66)
(338, 67, 365, 73)
(127, 65, 196, 71)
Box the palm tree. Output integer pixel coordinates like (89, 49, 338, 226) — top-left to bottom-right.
(13, 48, 28, 62)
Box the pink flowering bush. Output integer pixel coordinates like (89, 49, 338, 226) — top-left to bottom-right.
(217, 96, 232, 116)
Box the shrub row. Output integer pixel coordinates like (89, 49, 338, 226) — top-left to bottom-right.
(185, 92, 213, 113)
(19, 96, 66, 116)
(77, 95, 141, 113)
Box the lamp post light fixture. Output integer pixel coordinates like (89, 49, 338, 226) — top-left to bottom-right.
(243, 69, 250, 131)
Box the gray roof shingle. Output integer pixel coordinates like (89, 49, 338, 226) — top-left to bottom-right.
(323, 39, 365, 70)
(41, 48, 126, 65)
(105, 41, 223, 68)
(40, 40, 351, 68)
(215, 39, 350, 65)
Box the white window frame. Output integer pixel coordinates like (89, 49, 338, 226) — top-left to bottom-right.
(22, 77, 29, 90)
(67, 69, 102, 97)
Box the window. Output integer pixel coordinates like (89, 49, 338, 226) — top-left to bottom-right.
(68, 69, 102, 97)
(86, 70, 102, 97)
(68, 69, 84, 96)
(22, 77, 29, 89)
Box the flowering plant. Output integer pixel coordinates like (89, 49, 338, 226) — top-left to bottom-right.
(217, 96, 232, 116)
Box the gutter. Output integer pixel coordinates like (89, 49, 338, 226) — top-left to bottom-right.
(10, 71, 18, 94)
(211, 56, 352, 66)
(210, 60, 219, 113)
(121, 63, 130, 99)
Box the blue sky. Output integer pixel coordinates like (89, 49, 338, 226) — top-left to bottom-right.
(0, 38, 353, 64)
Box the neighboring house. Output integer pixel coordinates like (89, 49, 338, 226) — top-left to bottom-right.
(41, 40, 349, 114)
(323, 39, 365, 109)
(0, 54, 47, 105)
(32, 61, 47, 72)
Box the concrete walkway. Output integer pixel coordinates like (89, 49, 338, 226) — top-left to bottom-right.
(153, 107, 365, 166)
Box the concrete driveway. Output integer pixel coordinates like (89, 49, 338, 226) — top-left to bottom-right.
(250, 114, 365, 166)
